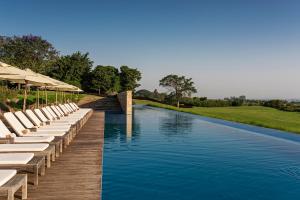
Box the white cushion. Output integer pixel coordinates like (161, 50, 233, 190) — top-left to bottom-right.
(0, 153, 34, 164)
(0, 120, 11, 138)
(41, 108, 55, 121)
(46, 107, 58, 119)
(25, 110, 42, 127)
(14, 136, 54, 143)
(3, 112, 26, 136)
(0, 144, 49, 152)
(25, 132, 66, 137)
(15, 111, 35, 129)
(34, 109, 48, 122)
(0, 170, 17, 187)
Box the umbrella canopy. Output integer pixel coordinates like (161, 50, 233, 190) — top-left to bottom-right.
(39, 75, 82, 92)
(0, 61, 25, 75)
(0, 62, 56, 87)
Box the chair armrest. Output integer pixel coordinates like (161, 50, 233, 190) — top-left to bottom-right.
(0, 138, 15, 144)
(29, 127, 38, 132)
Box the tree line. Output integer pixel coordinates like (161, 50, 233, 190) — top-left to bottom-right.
(0, 34, 141, 94)
(136, 74, 300, 112)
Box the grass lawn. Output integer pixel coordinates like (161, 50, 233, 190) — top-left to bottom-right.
(134, 99, 300, 134)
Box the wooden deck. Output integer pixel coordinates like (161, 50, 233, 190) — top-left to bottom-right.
(25, 111, 104, 200)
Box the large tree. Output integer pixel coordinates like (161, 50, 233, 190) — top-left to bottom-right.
(91, 65, 120, 94)
(159, 74, 197, 107)
(120, 66, 142, 91)
(0, 35, 58, 73)
(47, 52, 93, 88)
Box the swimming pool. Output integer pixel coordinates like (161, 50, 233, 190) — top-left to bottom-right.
(103, 106, 300, 200)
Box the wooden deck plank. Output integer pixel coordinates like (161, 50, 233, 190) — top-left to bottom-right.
(24, 111, 104, 200)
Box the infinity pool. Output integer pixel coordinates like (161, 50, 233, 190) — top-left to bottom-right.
(103, 106, 300, 200)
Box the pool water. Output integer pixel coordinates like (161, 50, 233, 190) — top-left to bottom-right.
(102, 106, 300, 200)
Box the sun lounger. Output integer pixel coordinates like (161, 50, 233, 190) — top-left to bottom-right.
(0, 143, 54, 168)
(4, 112, 71, 149)
(15, 111, 71, 131)
(50, 106, 79, 123)
(41, 107, 76, 125)
(0, 153, 45, 186)
(58, 104, 88, 129)
(0, 170, 27, 200)
(0, 120, 62, 157)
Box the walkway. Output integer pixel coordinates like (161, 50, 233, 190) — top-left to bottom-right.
(27, 111, 104, 200)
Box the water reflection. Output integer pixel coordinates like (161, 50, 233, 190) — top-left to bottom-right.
(105, 112, 140, 142)
(126, 114, 132, 139)
(159, 112, 194, 135)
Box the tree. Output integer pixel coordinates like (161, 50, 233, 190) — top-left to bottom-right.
(47, 52, 93, 88)
(159, 74, 197, 107)
(0, 35, 58, 73)
(91, 65, 120, 94)
(120, 66, 142, 91)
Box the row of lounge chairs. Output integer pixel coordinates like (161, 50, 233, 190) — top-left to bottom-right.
(0, 103, 92, 199)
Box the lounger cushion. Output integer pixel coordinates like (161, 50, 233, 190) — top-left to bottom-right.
(3, 112, 25, 136)
(24, 132, 66, 137)
(0, 153, 34, 164)
(15, 111, 36, 129)
(34, 109, 49, 122)
(14, 136, 55, 143)
(0, 120, 11, 138)
(0, 143, 49, 152)
(25, 109, 42, 127)
(0, 170, 17, 186)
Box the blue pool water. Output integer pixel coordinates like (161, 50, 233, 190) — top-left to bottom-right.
(102, 106, 300, 200)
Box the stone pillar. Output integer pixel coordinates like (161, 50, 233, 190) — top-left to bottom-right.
(117, 91, 132, 115)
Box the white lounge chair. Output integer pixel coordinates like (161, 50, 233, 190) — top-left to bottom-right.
(4, 112, 71, 149)
(0, 153, 45, 186)
(0, 143, 54, 168)
(0, 120, 54, 143)
(0, 120, 62, 157)
(0, 170, 27, 199)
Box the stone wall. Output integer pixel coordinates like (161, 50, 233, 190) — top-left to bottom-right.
(117, 91, 132, 115)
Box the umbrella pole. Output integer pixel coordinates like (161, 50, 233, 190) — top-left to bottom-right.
(23, 82, 28, 111)
(44, 88, 48, 106)
(46, 90, 48, 106)
(37, 88, 40, 108)
(55, 90, 58, 105)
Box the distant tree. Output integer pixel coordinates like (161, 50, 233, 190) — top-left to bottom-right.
(47, 52, 93, 88)
(120, 66, 142, 91)
(0, 35, 58, 73)
(135, 89, 154, 99)
(91, 65, 120, 95)
(153, 89, 159, 98)
(159, 74, 197, 108)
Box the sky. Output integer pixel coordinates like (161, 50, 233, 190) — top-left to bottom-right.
(0, 0, 300, 99)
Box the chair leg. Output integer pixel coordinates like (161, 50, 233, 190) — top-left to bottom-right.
(22, 175, 28, 199)
(34, 166, 39, 186)
(7, 189, 14, 200)
(40, 162, 46, 176)
(46, 154, 51, 168)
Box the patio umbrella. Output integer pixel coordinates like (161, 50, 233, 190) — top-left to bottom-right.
(0, 62, 57, 110)
(0, 61, 25, 75)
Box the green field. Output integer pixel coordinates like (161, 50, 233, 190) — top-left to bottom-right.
(134, 99, 300, 134)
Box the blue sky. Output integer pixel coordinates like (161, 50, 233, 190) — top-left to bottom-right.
(1, 0, 300, 99)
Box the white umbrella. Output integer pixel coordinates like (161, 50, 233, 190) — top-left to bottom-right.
(0, 62, 57, 110)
